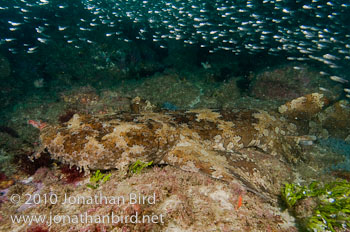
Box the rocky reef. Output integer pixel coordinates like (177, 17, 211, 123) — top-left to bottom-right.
(249, 64, 342, 102)
(2, 91, 350, 231)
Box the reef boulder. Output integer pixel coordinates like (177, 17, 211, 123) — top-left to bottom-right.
(249, 64, 341, 101)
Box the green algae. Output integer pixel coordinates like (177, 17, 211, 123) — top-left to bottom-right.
(282, 180, 350, 231)
(86, 170, 112, 189)
(129, 160, 153, 174)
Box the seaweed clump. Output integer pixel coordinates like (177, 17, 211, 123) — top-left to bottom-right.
(86, 170, 111, 189)
(60, 164, 84, 184)
(282, 180, 350, 231)
(129, 160, 153, 174)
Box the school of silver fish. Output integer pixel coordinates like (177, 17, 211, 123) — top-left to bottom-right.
(0, 0, 349, 95)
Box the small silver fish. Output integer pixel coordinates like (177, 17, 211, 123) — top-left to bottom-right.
(37, 38, 49, 43)
(330, 76, 348, 83)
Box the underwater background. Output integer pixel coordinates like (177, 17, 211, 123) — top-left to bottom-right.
(0, 0, 350, 231)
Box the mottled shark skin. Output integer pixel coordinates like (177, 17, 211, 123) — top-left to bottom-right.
(38, 109, 305, 200)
